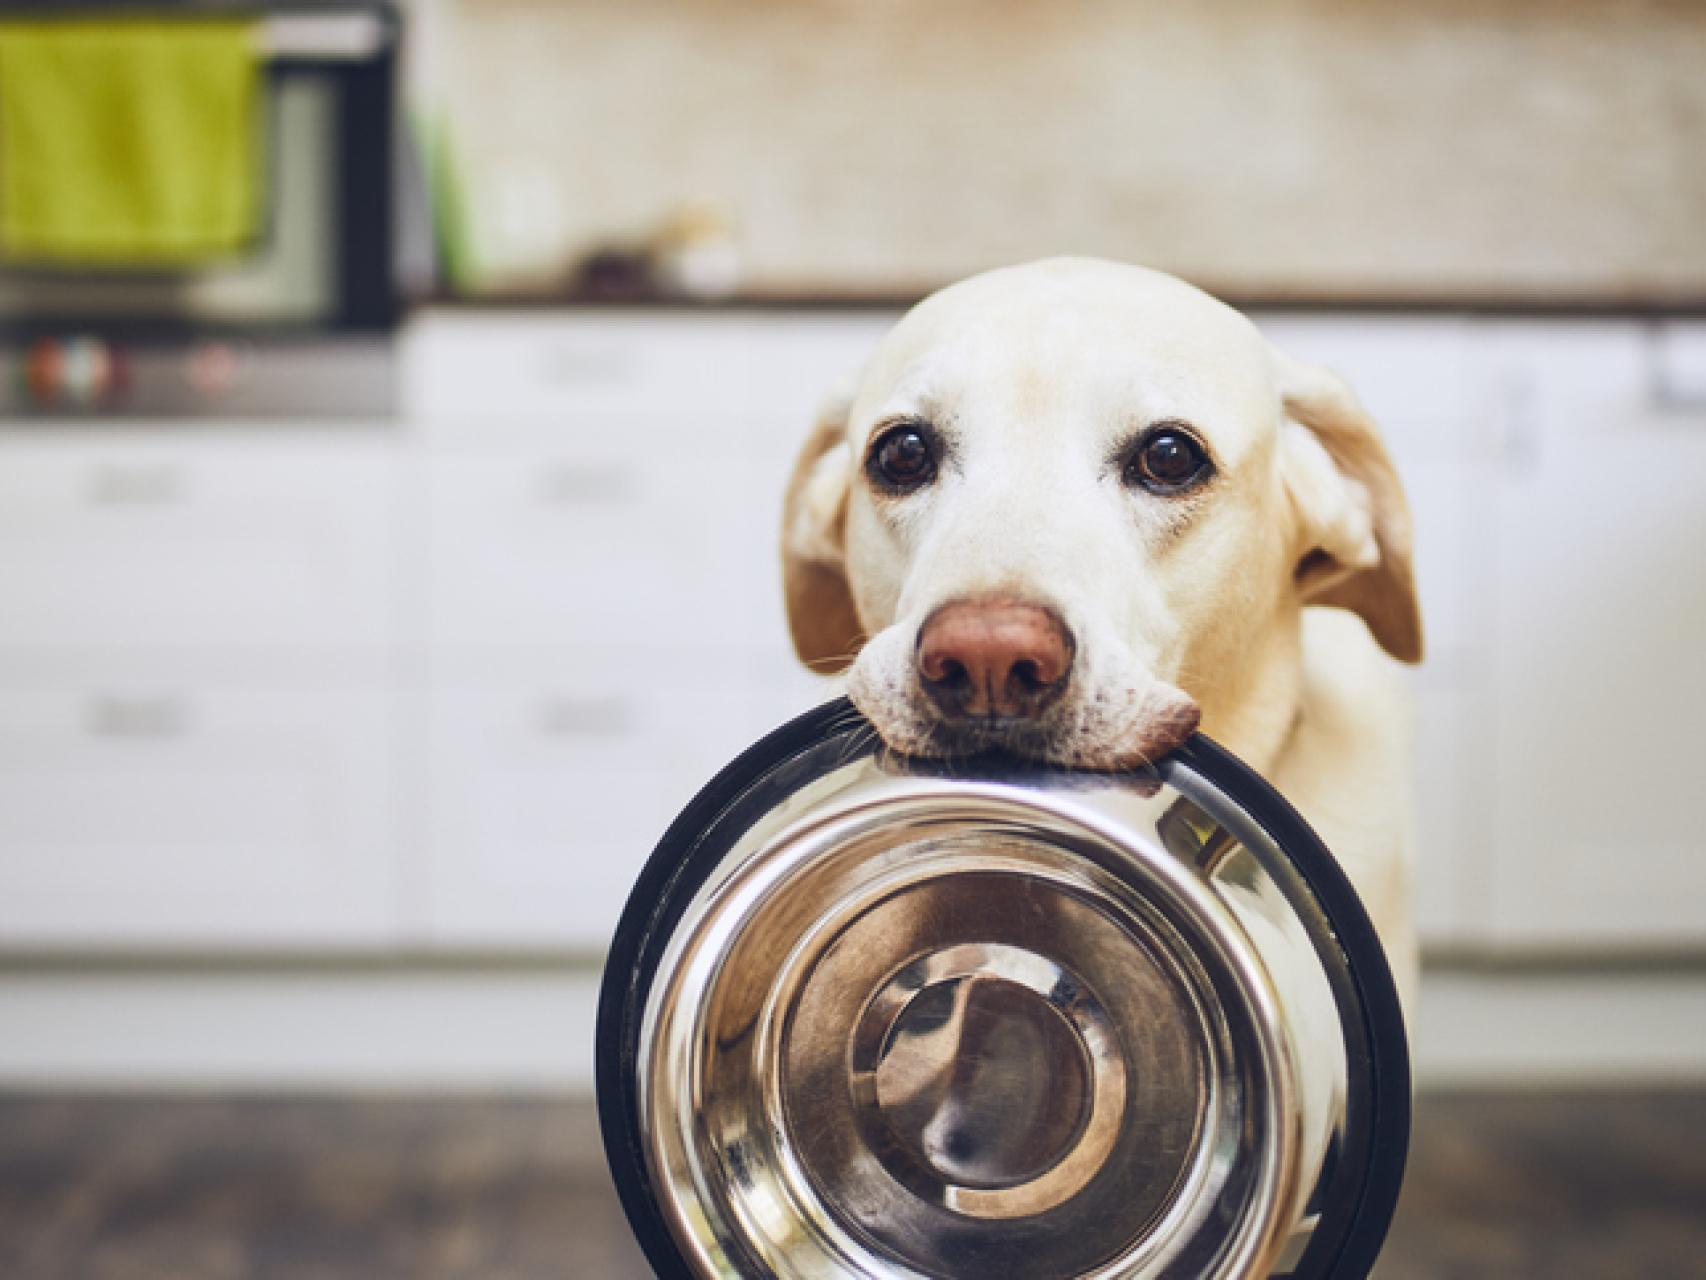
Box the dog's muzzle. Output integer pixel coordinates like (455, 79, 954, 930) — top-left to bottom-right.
(597, 699, 1410, 1279)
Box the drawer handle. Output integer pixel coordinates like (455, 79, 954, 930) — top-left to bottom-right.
(1647, 323, 1706, 414)
(536, 696, 633, 737)
(86, 463, 186, 505)
(537, 344, 640, 388)
(537, 464, 638, 505)
(1497, 371, 1542, 476)
(86, 694, 190, 739)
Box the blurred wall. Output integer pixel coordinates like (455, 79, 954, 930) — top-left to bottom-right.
(431, 0, 1706, 301)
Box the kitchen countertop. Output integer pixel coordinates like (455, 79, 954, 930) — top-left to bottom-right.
(2, 1091, 1702, 1278)
(418, 290, 1706, 319)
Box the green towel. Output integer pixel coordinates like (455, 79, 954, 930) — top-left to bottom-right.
(0, 18, 261, 266)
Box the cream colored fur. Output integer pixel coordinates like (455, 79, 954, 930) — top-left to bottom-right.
(780, 258, 1423, 1008)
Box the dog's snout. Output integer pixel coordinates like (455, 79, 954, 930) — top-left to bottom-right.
(915, 600, 1074, 722)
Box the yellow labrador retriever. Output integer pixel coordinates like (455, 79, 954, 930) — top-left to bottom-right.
(781, 257, 1423, 1007)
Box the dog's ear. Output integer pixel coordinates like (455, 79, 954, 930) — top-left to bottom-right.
(1273, 347, 1424, 664)
(780, 393, 863, 673)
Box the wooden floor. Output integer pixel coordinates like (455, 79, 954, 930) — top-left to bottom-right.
(1, 1092, 1702, 1278)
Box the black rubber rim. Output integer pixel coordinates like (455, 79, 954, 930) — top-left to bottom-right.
(595, 698, 1410, 1279)
(1169, 733, 1412, 1279)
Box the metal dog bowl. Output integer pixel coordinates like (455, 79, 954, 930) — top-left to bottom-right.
(597, 700, 1409, 1279)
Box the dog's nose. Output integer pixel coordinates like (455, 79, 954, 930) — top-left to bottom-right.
(916, 600, 1074, 721)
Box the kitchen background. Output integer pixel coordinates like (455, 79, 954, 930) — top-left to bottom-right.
(1, 0, 1703, 1275)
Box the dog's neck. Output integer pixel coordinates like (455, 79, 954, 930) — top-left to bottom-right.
(1187, 606, 1306, 777)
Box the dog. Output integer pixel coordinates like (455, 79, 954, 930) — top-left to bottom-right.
(779, 257, 1423, 1008)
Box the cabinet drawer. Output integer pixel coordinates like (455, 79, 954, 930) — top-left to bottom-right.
(1478, 322, 1649, 436)
(742, 313, 902, 430)
(0, 676, 399, 948)
(422, 662, 769, 948)
(0, 437, 397, 651)
(1654, 320, 1706, 409)
(1409, 678, 1480, 949)
(405, 314, 762, 430)
(1394, 454, 1483, 659)
(426, 452, 775, 651)
(1252, 316, 1476, 437)
(1486, 421, 1706, 950)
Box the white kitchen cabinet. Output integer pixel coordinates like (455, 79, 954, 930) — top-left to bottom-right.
(741, 313, 903, 429)
(419, 655, 768, 948)
(415, 648, 837, 951)
(405, 312, 763, 427)
(0, 425, 403, 952)
(405, 310, 899, 442)
(0, 430, 398, 654)
(1477, 322, 1706, 949)
(1389, 450, 1492, 666)
(1253, 315, 1477, 434)
(406, 314, 885, 949)
(412, 311, 1501, 954)
(1407, 679, 1470, 946)
(0, 673, 399, 948)
(0, 311, 1690, 963)
(424, 444, 775, 654)
(1386, 443, 1500, 951)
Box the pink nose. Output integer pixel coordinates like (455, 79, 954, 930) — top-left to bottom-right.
(916, 600, 1074, 721)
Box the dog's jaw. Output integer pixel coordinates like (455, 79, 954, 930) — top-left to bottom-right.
(846, 622, 1202, 770)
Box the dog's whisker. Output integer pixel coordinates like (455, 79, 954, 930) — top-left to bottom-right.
(800, 633, 872, 674)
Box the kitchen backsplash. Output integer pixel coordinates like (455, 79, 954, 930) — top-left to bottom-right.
(422, 0, 1706, 303)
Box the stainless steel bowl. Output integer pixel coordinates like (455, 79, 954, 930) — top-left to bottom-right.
(597, 700, 1409, 1279)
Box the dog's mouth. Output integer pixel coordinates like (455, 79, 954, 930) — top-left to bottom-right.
(908, 715, 1071, 763)
(851, 686, 1202, 774)
(844, 625, 1202, 773)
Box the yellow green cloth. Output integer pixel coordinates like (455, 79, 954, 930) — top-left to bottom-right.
(0, 18, 261, 266)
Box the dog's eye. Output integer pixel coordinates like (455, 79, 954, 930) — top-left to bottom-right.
(867, 423, 938, 492)
(1124, 426, 1212, 494)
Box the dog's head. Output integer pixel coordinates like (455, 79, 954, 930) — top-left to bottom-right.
(782, 258, 1421, 768)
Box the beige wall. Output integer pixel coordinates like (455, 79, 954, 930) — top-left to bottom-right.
(434, 0, 1706, 302)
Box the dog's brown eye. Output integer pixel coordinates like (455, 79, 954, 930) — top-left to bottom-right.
(868, 423, 938, 492)
(1125, 427, 1211, 494)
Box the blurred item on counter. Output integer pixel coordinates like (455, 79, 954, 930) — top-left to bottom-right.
(569, 201, 744, 302)
(571, 244, 655, 301)
(651, 200, 743, 299)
